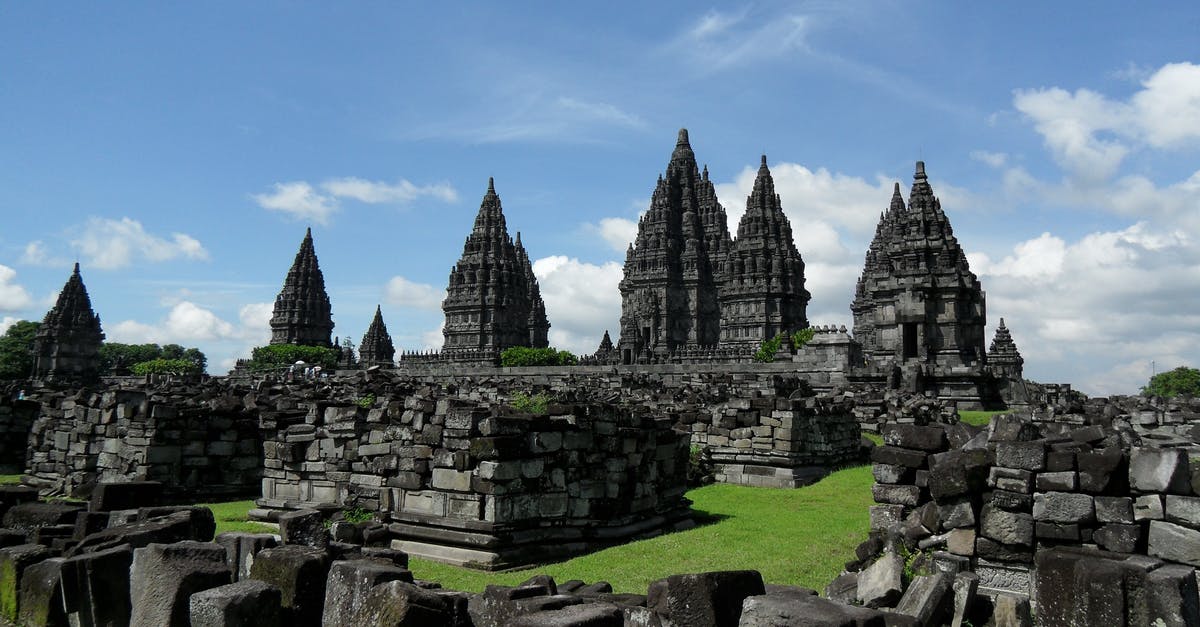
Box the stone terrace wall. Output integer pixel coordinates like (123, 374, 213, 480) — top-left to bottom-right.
(0, 392, 38, 474)
(254, 379, 691, 569)
(867, 396, 1200, 602)
(21, 383, 262, 501)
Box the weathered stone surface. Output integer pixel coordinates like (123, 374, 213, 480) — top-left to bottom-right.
(1032, 491, 1095, 524)
(871, 484, 920, 506)
(352, 580, 458, 626)
(949, 572, 978, 627)
(989, 593, 1031, 627)
(507, 602, 624, 627)
(1093, 523, 1141, 553)
(269, 228, 333, 347)
(0, 543, 51, 621)
(980, 505, 1032, 547)
(190, 579, 282, 627)
(1165, 494, 1200, 528)
(882, 425, 946, 452)
(248, 545, 331, 626)
(2, 501, 85, 534)
(893, 571, 951, 624)
(870, 446, 926, 469)
(89, 481, 163, 512)
(16, 556, 65, 627)
(1146, 563, 1200, 627)
(739, 593, 886, 626)
(71, 509, 209, 555)
(938, 498, 975, 529)
(32, 263, 105, 381)
(987, 467, 1032, 493)
(1129, 447, 1191, 494)
(216, 532, 278, 581)
(1094, 496, 1134, 524)
(60, 544, 133, 627)
(871, 463, 912, 485)
(278, 509, 327, 548)
(1077, 446, 1125, 493)
(129, 541, 231, 627)
(857, 552, 902, 609)
(869, 505, 904, 531)
(994, 441, 1044, 472)
(946, 528, 975, 556)
(824, 572, 859, 605)
(1035, 471, 1076, 491)
(321, 559, 413, 627)
(1035, 521, 1080, 542)
(1149, 520, 1200, 566)
(645, 570, 764, 627)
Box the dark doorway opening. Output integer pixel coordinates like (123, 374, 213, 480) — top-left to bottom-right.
(902, 322, 919, 359)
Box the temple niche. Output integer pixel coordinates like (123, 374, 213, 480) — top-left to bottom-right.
(441, 178, 550, 359)
(719, 156, 810, 347)
(32, 263, 105, 382)
(617, 129, 731, 363)
(269, 227, 334, 347)
(851, 162, 986, 370)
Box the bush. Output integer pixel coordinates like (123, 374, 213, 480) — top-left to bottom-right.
(129, 358, 202, 376)
(753, 335, 784, 363)
(0, 321, 39, 379)
(791, 327, 816, 351)
(1143, 366, 1200, 398)
(247, 344, 339, 371)
(510, 391, 550, 414)
(101, 342, 207, 375)
(500, 346, 577, 367)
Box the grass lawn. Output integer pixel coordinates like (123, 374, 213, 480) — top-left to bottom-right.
(199, 500, 277, 535)
(959, 410, 1003, 427)
(0, 475, 21, 485)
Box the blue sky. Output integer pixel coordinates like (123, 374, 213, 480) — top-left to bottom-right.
(2, 2, 1198, 394)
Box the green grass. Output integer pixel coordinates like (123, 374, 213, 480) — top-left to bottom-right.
(959, 410, 1003, 427)
(0, 475, 21, 485)
(198, 500, 278, 535)
(407, 465, 874, 594)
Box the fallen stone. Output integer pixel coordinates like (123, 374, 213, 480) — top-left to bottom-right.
(871, 484, 920, 507)
(1094, 496, 1134, 524)
(1093, 523, 1141, 553)
(1035, 471, 1076, 491)
(278, 509, 327, 548)
(0, 543, 51, 621)
(949, 572, 978, 627)
(857, 552, 903, 609)
(248, 544, 331, 626)
(882, 425, 947, 452)
(190, 579, 282, 627)
(994, 441, 1045, 471)
(2, 501, 85, 535)
(70, 509, 205, 555)
(16, 556, 65, 627)
(89, 481, 164, 512)
(507, 602, 623, 627)
(60, 544, 133, 627)
(137, 506, 217, 542)
(1148, 520, 1200, 566)
(989, 592, 1031, 627)
(870, 447, 927, 469)
(1166, 495, 1200, 528)
(0, 486, 38, 522)
(893, 571, 952, 625)
(824, 572, 858, 605)
(352, 580, 454, 626)
(980, 505, 1033, 547)
(1135, 494, 1165, 521)
(1129, 447, 1191, 494)
(129, 541, 231, 627)
(321, 559, 414, 627)
(739, 593, 887, 626)
(645, 570, 764, 627)
(1032, 491, 1095, 524)
(215, 532, 278, 581)
(946, 528, 975, 556)
(1146, 563, 1200, 627)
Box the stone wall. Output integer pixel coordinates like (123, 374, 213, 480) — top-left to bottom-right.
(0, 391, 38, 474)
(867, 397, 1200, 603)
(21, 383, 262, 501)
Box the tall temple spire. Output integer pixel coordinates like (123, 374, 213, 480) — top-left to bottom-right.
(33, 263, 105, 381)
(442, 179, 549, 360)
(358, 305, 395, 368)
(851, 162, 986, 368)
(987, 317, 1024, 379)
(719, 155, 810, 346)
(269, 228, 334, 347)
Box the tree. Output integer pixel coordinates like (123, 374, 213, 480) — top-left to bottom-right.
(99, 342, 208, 375)
(247, 344, 339, 371)
(1143, 366, 1200, 398)
(0, 321, 40, 379)
(129, 358, 202, 376)
(500, 347, 577, 367)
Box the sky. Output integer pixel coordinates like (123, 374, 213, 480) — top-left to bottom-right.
(1, 2, 1198, 395)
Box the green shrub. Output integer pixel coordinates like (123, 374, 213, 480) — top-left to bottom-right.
(247, 344, 339, 371)
(1143, 366, 1200, 398)
(753, 335, 783, 363)
(101, 342, 207, 375)
(129, 358, 202, 376)
(791, 327, 816, 350)
(0, 321, 39, 379)
(356, 393, 376, 409)
(342, 506, 374, 523)
(510, 391, 550, 414)
(500, 346, 577, 367)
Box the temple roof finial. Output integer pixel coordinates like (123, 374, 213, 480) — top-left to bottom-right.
(915, 161, 927, 180)
(73, 261, 80, 275)
(761, 154, 768, 168)
(677, 128, 689, 146)
(487, 177, 495, 194)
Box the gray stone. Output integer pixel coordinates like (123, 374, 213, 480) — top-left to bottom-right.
(938, 498, 975, 529)
(1032, 491, 1095, 524)
(645, 570, 764, 627)
(823, 572, 858, 605)
(1094, 496, 1134, 524)
(980, 505, 1033, 547)
(1129, 447, 1191, 494)
(946, 528, 975, 556)
(739, 593, 887, 626)
(215, 532, 278, 581)
(1149, 520, 1200, 566)
(1094, 523, 1141, 553)
(990, 593, 1031, 627)
(1135, 494, 1165, 521)
(0, 543, 51, 622)
(17, 557, 65, 627)
(882, 425, 947, 452)
(949, 572, 978, 627)
(1034, 471, 1076, 491)
(321, 559, 413, 627)
(994, 441, 1045, 471)
(89, 481, 164, 512)
(60, 544, 133, 627)
(869, 505, 904, 531)
(1166, 494, 1200, 528)
(130, 541, 231, 627)
(190, 579, 282, 627)
(893, 571, 952, 624)
(1146, 563, 1200, 627)
(278, 509, 327, 548)
(871, 463, 912, 485)
(507, 603, 624, 627)
(248, 545, 331, 626)
(871, 484, 920, 506)
(857, 552, 903, 609)
(987, 467, 1032, 493)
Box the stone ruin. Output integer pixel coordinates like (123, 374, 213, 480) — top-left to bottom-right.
(269, 227, 334, 348)
(31, 263, 104, 384)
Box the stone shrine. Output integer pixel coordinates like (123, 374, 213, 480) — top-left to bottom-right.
(617, 129, 731, 362)
(269, 227, 334, 347)
(31, 263, 105, 382)
(719, 156, 810, 347)
(987, 317, 1023, 380)
(441, 179, 550, 360)
(851, 162, 986, 369)
(358, 305, 395, 368)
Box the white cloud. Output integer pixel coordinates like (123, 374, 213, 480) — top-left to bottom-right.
(970, 151, 1008, 168)
(384, 276, 444, 310)
(421, 323, 444, 351)
(320, 177, 458, 204)
(252, 182, 338, 224)
(669, 9, 810, 71)
(532, 256, 623, 355)
(108, 301, 235, 344)
(0, 316, 22, 335)
(20, 240, 70, 267)
(0, 265, 34, 312)
(717, 162, 895, 236)
(554, 98, 646, 130)
(68, 217, 209, 270)
(588, 217, 639, 253)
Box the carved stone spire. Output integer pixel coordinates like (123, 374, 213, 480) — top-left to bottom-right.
(851, 162, 986, 368)
(618, 128, 730, 362)
(33, 262, 105, 381)
(270, 228, 334, 347)
(719, 155, 810, 346)
(442, 179, 547, 360)
(987, 317, 1024, 379)
(597, 330, 614, 354)
(358, 305, 395, 368)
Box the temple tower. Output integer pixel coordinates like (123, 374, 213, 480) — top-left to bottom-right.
(442, 179, 548, 358)
(617, 129, 730, 362)
(358, 305, 395, 368)
(270, 228, 334, 347)
(32, 263, 105, 381)
(719, 156, 810, 347)
(851, 162, 986, 368)
(987, 318, 1024, 379)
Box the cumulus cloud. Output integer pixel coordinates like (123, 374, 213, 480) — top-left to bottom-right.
(108, 301, 236, 344)
(532, 256, 623, 355)
(68, 217, 208, 271)
(384, 276, 444, 310)
(587, 217, 639, 253)
(20, 240, 70, 268)
(254, 177, 459, 224)
(0, 265, 34, 312)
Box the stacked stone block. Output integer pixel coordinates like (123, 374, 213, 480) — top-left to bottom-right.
(0, 395, 37, 474)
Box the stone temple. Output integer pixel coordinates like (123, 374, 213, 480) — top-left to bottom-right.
(851, 162, 986, 370)
(269, 227, 334, 347)
(987, 317, 1024, 380)
(441, 178, 550, 360)
(358, 305, 396, 368)
(32, 262, 105, 382)
(617, 130, 810, 362)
